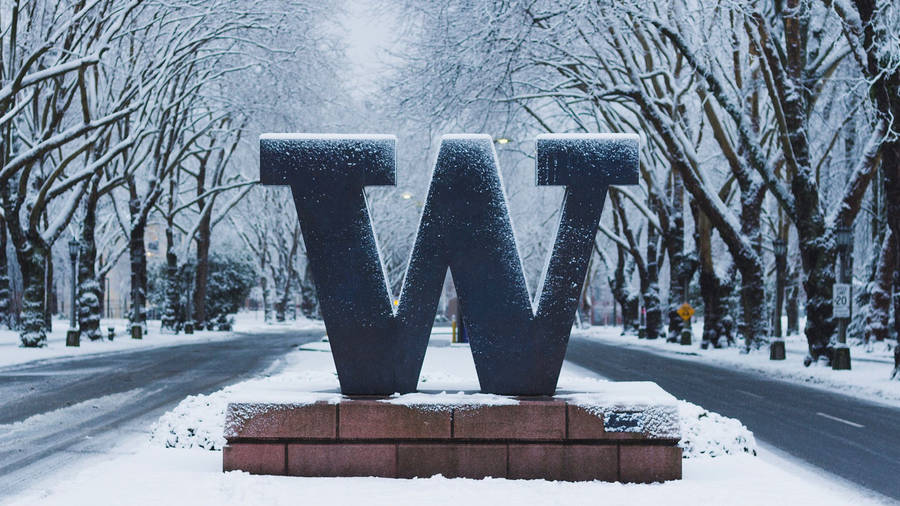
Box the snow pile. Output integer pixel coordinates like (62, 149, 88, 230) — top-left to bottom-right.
(150, 352, 340, 451)
(559, 384, 680, 439)
(150, 392, 230, 450)
(678, 400, 757, 458)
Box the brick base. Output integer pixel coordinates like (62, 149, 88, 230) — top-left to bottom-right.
(223, 394, 682, 482)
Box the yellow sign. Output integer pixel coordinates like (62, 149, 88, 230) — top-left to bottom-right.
(677, 303, 695, 321)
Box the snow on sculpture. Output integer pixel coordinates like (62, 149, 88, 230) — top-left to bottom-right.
(260, 133, 639, 396)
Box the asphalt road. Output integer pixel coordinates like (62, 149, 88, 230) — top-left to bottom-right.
(0, 329, 321, 499)
(565, 336, 900, 501)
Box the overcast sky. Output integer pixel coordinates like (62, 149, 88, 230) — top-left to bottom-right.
(340, 1, 399, 98)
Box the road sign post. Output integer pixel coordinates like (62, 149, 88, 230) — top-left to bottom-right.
(770, 238, 787, 360)
(638, 304, 647, 339)
(833, 225, 852, 370)
(677, 303, 693, 345)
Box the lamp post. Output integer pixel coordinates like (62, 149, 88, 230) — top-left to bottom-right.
(185, 270, 195, 334)
(638, 296, 647, 339)
(66, 239, 80, 347)
(833, 225, 852, 370)
(770, 238, 787, 360)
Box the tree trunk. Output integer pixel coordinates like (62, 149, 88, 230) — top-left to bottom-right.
(192, 211, 211, 329)
(786, 263, 800, 335)
(43, 257, 53, 331)
(161, 219, 180, 333)
(866, 230, 893, 343)
(19, 247, 46, 346)
(161, 172, 179, 334)
(0, 219, 9, 328)
(607, 241, 639, 333)
(885, 139, 900, 377)
(693, 204, 732, 348)
(0, 179, 45, 344)
(274, 285, 286, 322)
(77, 181, 103, 341)
(262, 275, 272, 322)
(739, 183, 767, 350)
(666, 171, 688, 341)
(129, 196, 147, 330)
(299, 261, 318, 318)
(644, 213, 662, 340)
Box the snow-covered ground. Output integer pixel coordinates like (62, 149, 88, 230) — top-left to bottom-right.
(576, 324, 900, 408)
(0, 312, 324, 369)
(4, 328, 893, 506)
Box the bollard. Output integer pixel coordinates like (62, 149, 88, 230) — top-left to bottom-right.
(108, 327, 115, 341)
(66, 329, 80, 347)
(680, 322, 692, 346)
(769, 339, 786, 360)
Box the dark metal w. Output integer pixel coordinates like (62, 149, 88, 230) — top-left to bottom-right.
(261, 134, 638, 395)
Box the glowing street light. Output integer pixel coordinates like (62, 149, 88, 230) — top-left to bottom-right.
(401, 192, 413, 200)
(495, 137, 510, 144)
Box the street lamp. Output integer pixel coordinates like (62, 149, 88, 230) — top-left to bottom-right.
(833, 225, 852, 370)
(835, 225, 853, 250)
(494, 137, 511, 144)
(770, 238, 787, 360)
(66, 239, 80, 347)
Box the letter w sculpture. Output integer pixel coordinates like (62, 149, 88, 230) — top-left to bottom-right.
(261, 134, 638, 396)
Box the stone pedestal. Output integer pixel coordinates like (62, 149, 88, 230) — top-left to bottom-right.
(223, 383, 682, 482)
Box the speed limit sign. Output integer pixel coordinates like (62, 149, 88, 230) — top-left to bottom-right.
(832, 283, 851, 319)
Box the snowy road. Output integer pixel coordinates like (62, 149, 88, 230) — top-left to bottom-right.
(0, 328, 322, 498)
(565, 336, 900, 501)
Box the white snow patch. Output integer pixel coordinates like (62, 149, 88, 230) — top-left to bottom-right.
(383, 392, 518, 410)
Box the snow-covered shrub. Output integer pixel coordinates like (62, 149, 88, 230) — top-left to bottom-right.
(149, 392, 229, 450)
(678, 401, 757, 458)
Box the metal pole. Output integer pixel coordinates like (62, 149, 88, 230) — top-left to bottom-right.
(66, 243, 80, 347)
(833, 242, 852, 369)
(770, 239, 787, 360)
(775, 257, 784, 338)
(831, 226, 853, 370)
(680, 277, 692, 345)
(70, 258, 77, 329)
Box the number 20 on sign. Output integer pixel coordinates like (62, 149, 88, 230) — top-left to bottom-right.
(832, 283, 851, 319)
